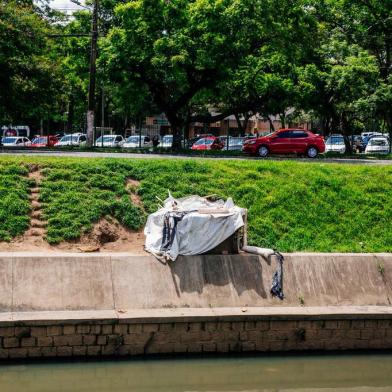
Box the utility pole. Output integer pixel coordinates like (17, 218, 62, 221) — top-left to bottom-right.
(101, 85, 105, 127)
(86, 0, 98, 147)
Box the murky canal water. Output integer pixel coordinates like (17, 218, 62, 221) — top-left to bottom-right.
(0, 353, 391, 391)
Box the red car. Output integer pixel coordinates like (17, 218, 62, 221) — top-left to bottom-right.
(242, 128, 325, 158)
(191, 136, 224, 151)
(30, 135, 59, 147)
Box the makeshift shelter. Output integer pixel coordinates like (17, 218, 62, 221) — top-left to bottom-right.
(144, 192, 284, 300)
(144, 194, 245, 262)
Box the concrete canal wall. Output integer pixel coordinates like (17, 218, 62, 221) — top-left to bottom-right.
(0, 252, 391, 359)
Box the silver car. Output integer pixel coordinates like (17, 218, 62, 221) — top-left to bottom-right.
(325, 135, 346, 154)
(95, 135, 125, 147)
(55, 133, 87, 147)
(122, 135, 152, 148)
(1, 136, 31, 147)
(365, 137, 390, 154)
(222, 137, 245, 151)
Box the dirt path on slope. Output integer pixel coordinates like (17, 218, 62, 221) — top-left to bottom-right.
(0, 169, 147, 253)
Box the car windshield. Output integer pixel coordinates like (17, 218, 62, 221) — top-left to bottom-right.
(2, 137, 18, 143)
(32, 137, 47, 144)
(60, 135, 79, 142)
(195, 138, 213, 145)
(126, 136, 141, 143)
(369, 139, 387, 146)
(326, 136, 344, 145)
(96, 136, 115, 142)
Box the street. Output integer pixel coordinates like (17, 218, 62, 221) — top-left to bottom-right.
(2, 149, 391, 165)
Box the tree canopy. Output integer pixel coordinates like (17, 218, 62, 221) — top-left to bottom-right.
(0, 0, 390, 141)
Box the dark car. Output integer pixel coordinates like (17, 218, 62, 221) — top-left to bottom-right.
(242, 128, 326, 158)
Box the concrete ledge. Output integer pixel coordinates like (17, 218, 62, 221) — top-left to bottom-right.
(1, 252, 392, 312)
(1, 306, 392, 326)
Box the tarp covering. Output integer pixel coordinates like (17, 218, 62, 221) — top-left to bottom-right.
(144, 194, 245, 261)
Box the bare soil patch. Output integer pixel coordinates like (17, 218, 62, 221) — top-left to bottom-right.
(0, 166, 49, 251)
(126, 178, 142, 207)
(126, 178, 141, 188)
(0, 217, 147, 253)
(0, 171, 147, 253)
(74, 217, 146, 253)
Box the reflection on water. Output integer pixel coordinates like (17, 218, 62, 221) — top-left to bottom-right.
(0, 353, 392, 392)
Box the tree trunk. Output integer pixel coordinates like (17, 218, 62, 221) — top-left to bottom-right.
(243, 113, 251, 135)
(166, 112, 183, 151)
(386, 113, 392, 153)
(234, 113, 244, 136)
(280, 113, 286, 128)
(267, 116, 275, 132)
(66, 94, 74, 134)
(341, 114, 352, 154)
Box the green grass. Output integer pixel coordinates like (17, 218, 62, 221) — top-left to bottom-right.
(0, 162, 32, 241)
(0, 156, 391, 252)
(39, 162, 145, 244)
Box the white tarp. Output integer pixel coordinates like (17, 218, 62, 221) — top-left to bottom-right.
(144, 194, 245, 261)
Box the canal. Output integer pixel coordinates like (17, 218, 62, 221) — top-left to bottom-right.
(0, 353, 391, 391)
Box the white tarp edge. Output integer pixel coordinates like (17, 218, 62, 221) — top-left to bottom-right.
(144, 194, 245, 261)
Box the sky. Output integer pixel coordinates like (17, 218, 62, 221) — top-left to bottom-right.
(49, 0, 85, 12)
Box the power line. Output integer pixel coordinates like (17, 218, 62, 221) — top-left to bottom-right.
(48, 33, 91, 37)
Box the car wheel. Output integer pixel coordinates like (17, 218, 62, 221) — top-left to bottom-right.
(258, 145, 269, 157)
(306, 146, 318, 158)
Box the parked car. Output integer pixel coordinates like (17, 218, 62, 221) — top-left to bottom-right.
(31, 135, 59, 147)
(242, 128, 325, 158)
(365, 136, 390, 154)
(325, 134, 346, 154)
(1, 136, 31, 147)
(122, 135, 152, 148)
(160, 134, 173, 149)
(95, 134, 125, 147)
(191, 136, 224, 151)
(361, 131, 383, 139)
(221, 137, 245, 151)
(55, 133, 87, 147)
(187, 134, 214, 148)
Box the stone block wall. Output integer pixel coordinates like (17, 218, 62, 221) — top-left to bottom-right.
(1, 317, 392, 360)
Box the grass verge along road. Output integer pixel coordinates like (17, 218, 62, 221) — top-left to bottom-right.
(0, 156, 390, 252)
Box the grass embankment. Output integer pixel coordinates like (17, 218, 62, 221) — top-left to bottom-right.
(0, 156, 391, 252)
(0, 163, 32, 240)
(39, 162, 144, 243)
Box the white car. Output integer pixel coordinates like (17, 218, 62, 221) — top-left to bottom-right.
(122, 135, 152, 148)
(226, 137, 245, 151)
(325, 134, 346, 154)
(361, 131, 384, 139)
(95, 135, 125, 147)
(159, 135, 173, 149)
(1, 136, 31, 147)
(55, 133, 87, 147)
(365, 137, 390, 154)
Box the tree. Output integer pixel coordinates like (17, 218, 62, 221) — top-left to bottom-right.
(52, 10, 92, 133)
(0, 1, 61, 126)
(310, 0, 392, 139)
(297, 42, 380, 150)
(102, 0, 316, 146)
